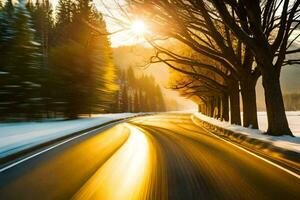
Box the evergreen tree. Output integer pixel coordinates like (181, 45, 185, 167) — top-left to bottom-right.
(121, 82, 128, 112)
(116, 68, 166, 113)
(0, 0, 14, 45)
(134, 91, 140, 112)
(29, 0, 53, 65)
(0, 0, 15, 118)
(56, 0, 73, 26)
(53, 0, 74, 46)
(111, 89, 120, 113)
(139, 89, 145, 112)
(4, 0, 42, 118)
(75, 0, 92, 21)
(0, 0, 43, 119)
(127, 67, 135, 86)
(28, 0, 53, 117)
(49, 41, 93, 118)
(88, 15, 117, 113)
(50, 0, 117, 117)
(154, 85, 165, 112)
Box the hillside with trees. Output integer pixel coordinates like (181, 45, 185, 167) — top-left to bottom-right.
(114, 67, 165, 113)
(113, 45, 187, 111)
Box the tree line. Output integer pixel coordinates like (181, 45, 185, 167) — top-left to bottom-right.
(284, 93, 300, 111)
(114, 67, 166, 113)
(0, 0, 117, 120)
(129, 0, 300, 136)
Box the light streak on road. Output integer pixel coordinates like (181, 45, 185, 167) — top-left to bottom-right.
(1, 114, 299, 199)
(72, 124, 151, 200)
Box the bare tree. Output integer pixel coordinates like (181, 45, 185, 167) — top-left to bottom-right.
(99, 0, 299, 135)
(155, 44, 238, 122)
(208, 0, 300, 135)
(168, 68, 230, 121)
(126, 0, 262, 127)
(126, 0, 299, 135)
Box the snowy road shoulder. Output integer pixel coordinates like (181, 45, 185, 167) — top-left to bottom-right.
(0, 113, 140, 160)
(193, 112, 300, 154)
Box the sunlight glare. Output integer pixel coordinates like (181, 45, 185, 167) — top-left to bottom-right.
(72, 124, 152, 200)
(130, 20, 148, 36)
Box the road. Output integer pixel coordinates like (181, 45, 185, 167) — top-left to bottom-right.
(0, 114, 299, 200)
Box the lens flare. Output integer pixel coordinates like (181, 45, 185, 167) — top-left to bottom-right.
(130, 20, 148, 36)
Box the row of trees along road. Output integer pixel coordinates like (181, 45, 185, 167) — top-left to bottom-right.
(0, 0, 117, 120)
(130, 0, 300, 136)
(284, 93, 300, 111)
(114, 67, 166, 113)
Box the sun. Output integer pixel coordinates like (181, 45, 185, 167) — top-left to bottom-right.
(130, 20, 148, 36)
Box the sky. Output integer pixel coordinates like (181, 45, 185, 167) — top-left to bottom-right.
(49, 0, 147, 46)
(95, 0, 149, 47)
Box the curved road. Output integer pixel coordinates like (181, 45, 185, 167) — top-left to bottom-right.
(0, 114, 299, 199)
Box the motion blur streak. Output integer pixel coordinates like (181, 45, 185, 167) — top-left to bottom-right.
(0, 114, 300, 200)
(129, 114, 300, 199)
(0, 125, 130, 200)
(72, 124, 152, 200)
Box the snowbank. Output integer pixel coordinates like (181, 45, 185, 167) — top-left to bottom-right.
(257, 112, 300, 137)
(194, 112, 300, 153)
(0, 113, 139, 159)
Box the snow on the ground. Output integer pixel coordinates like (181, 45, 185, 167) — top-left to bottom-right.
(257, 112, 300, 137)
(0, 113, 139, 159)
(194, 112, 300, 153)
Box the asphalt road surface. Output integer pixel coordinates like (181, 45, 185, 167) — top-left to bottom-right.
(0, 114, 299, 200)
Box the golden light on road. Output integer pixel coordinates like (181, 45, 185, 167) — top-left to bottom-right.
(72, 124, 152, 200)
(130, 20, 148, 36)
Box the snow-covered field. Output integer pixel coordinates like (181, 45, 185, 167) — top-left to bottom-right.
(194, 112, 300, 153)
(257, 112, 300, 137)
(0, 113, 139, 159)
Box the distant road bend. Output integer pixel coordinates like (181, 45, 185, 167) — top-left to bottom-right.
(0, 114, 299, 200)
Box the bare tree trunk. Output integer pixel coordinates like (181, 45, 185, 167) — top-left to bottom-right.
(198, 104, 205, 113)
(221, 93, 229, 121)
(206, 102, 209, 116)
(200, 102, 207, 115)
(210, 96, 215, 117)
(240, 78, 258, 129)
(202, 103, 207, 114)
(217, 96, 222, 119)
(262, 67, 293, 136)
(229, 81, 241, 125)
(212, 96, 216, 118)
